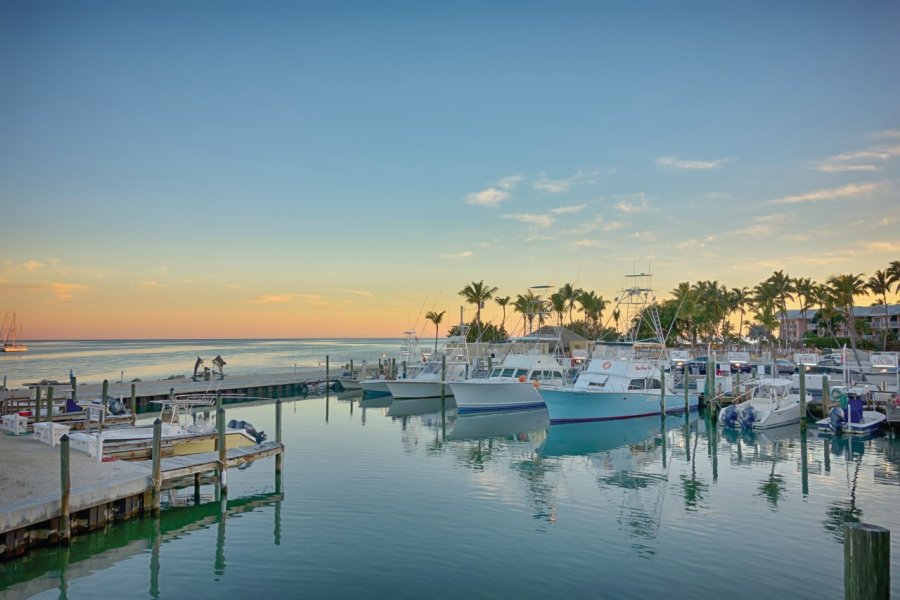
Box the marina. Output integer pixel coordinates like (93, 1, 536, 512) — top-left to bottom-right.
(1, 385, 898, 598)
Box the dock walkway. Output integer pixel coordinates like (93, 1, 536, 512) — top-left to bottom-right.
(1, 401, 284, 561)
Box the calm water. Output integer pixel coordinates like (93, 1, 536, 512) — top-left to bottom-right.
(1, 341, 899, 598)
(0, 339, 403, 389)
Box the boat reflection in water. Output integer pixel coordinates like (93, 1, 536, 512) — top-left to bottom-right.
(448, 407, 548, 441)
(359, 395, 393, 410)
(540, 413, 697, 457)
(386, 396, 452, 418)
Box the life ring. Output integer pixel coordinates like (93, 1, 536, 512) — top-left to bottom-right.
(602, 361, 612, 369)
(829, 388, 843, 402)
(518, 375, 527, 383)
(532, 380, 541, 389)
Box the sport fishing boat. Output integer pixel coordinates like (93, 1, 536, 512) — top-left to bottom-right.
(67, 393, 264, 460)
(718, 378, 812, 430)
(387, 330, 475, 400)
(815, 386, 886, 435)
(450, 343, 570, 413)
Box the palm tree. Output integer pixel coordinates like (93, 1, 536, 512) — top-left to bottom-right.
(577, 290, 608, 339)
(549, 291, 567, 327)
(559, 283, 582, 325)
(888, 260, 900, 294)
(671, 282, 697, 347)
(730, 287, 751, 341)
(765, 270, 795, 347)
(425, 310, 446, 354)
(458, 280, 499, 338)
(794, 277, 816, 345)
(513, 290, 542, 335)
(495, 296, 511, 332)
(866, 270, 892, 350)
(827, 273, 868, 371)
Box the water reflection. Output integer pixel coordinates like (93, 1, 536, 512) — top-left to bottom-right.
(447, 408, 549, 442)
(0, 492, 283, 599)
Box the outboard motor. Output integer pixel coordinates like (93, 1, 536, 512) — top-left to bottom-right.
(739, 406, 756, 429)
(720, 405, 739, 429)
(107, 397, 127, 416)
(829, 406, 846, 432)
(227, 419, 267, 443)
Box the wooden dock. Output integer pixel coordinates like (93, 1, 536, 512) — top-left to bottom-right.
(1, 400, 284, 561)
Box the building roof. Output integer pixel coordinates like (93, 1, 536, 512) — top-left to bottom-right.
(784, 303, 900, 320)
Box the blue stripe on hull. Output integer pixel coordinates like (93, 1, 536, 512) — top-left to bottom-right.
(458, 401, 545, 414)
(549, 404, 698, 423)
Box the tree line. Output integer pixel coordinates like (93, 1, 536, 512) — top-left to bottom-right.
(420, 260, 900, 354)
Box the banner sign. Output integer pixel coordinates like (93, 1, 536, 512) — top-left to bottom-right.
(794, 353, 818, 366)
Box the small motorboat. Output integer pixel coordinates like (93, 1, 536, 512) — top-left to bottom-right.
(815, 386, 886, 435)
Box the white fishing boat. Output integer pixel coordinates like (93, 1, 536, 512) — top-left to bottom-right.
(1, 313, 28, 352)
(358, 331, 427, 397)
(539, 342, 695, 422)
(815, 386, 886, 435)
(67, 393, 263, 460)
(450, 348, 569, 413)
(387, 330, 474, 400)
(718, 378, 811, 430)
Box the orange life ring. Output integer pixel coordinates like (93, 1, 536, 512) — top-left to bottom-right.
(602, 361, 612, 369)
(518, 375, 526, 382)
(533, 380, 541, 389)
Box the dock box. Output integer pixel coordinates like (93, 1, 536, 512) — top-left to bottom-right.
(1, 413, 29, 435)
(33, 422, 71, 446)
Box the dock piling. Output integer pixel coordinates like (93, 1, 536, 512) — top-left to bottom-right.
(130, 383, 137, 423)
(844, 523, 889, 599)
(275, 399, 283, 480)
(34, 386, 41, 421)
(60, 434, 71, 545)
(99, 380, 108, 435)
(684, 369, 689, 413)
(660, 370, 666, 414)
(799, 367, 807, 432)
(822, 376, 831, 415)
(217, 407, 227, 495)
(46, 387, 54, 423)
(151, 419, 162, 514)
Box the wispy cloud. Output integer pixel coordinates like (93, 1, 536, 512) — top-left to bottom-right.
(655, 156, 732, 171)
(441, 251, 474, 259)
(865, 241, 900, 253)
(136, 281, 164, 289)
(502, 213, 555, 227)
(872, 129, 900, 139)
(533, 170, 600, 194)
(573, 239, 606, 248)
(335, 288, 372, 297)
(768, 182, 877, 205)
(629, 231, 657, 241)
(50, 283, 86, 301)
(251, 294, 299, 304)
(614, 198, 651, 213)
(551, 204, 586, 215)
(676, 235, 716, 249)
(497, 175, 525, 190)
(813, 140, 900, 172)
(465, 187, 510, 207)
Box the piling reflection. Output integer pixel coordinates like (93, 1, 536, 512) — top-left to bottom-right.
(0, 491, 284, 598)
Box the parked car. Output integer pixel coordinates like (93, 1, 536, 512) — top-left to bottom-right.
(686, 356, 709, 375)
(729, 361, 753, 374)
(774, 359, 796, 375)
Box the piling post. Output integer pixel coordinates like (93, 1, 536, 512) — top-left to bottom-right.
(46, 387, 54, 423)
(350, 359, 354, 379)
(60, 434, 71, 545)
(217, 407, 227, 496)
(800, 427, 809, 496)
(441, 354, 447, 429)
(130, 383, 137, 423)
(216, 392, 222, 412)
(99, 380, 109, 435)
(402, 360, 407, 379)
(151, 419, 162, 515)
(799, 367, 807, 432)
(275, 399, 283, 480)
(684, 368, 690, 413)
(71, 376, 77, 405)
(660, 369, 666, 415)
(844, 523, 889, 599)
(326, 355, 330, 400)
(822, 376, 831, 415)
(34, 385, 42, 422)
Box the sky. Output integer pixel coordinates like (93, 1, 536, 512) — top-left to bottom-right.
(1, 1, 899, 340)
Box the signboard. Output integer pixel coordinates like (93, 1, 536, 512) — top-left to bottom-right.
(88, 404, 105, 424)
(728, 351, 750, 364)
(870, 353, 899, 368)
(669, 350, 690, 362)
(794, 353, 818, 366)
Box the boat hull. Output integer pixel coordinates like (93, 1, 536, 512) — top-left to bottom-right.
(387, 380, 453, 400)
(360, 380, 391, 397)
(538, 388, 698, 423)
(450, 380, 545, 413)
(815, 410, 886, 435)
